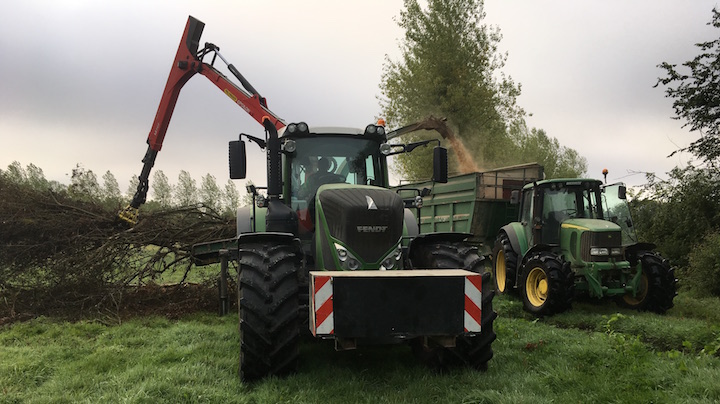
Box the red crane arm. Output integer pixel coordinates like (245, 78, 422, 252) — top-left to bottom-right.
(198, 64, 285, 135)
(147, 16, 284, 152)
(120, 15, 284, 223)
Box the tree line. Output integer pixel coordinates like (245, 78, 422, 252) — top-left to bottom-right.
(0, 161, 247, 216)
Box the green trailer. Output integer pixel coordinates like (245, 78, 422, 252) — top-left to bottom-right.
(394, 163, 544, 257)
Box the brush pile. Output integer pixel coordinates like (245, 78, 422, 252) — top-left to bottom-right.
(0, 175, 235, 323)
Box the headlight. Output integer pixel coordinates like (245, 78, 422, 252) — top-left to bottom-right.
(334, 243, 361, 270)
(590, 247, 609, 256)
(282, 139, 296, 153)
(611, 247, 622, 256)
(381, 256, 395, 270)
(380, 242, 403, 270)
(337, 246, 348, 261)
(380, 143, 392, 155)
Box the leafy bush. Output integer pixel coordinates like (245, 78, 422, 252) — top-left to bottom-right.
(631, 165, 720, 268)
(685, 232, 720, 297)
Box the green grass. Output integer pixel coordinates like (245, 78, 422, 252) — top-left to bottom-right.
(1, 293, 720, 403)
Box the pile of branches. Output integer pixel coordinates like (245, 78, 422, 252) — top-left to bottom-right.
(0, 176, 235, 323)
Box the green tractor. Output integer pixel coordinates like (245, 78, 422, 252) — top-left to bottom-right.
(492, 178, 677, 316)
(127, 15, 497, 381)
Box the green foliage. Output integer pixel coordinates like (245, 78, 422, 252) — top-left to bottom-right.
(631, 164, 720, 268)
(25, 163, 50, 191)
(151, 170, 173, 208)
(223, 179, 240, 215)
(125, 174, 139, 201)
(68, 164, 101, 201)
(509, 124, 587, 178)
(1, 161, 54, 191)
(199, 173, 222, 213)
(101, 170, 122, 206)
(381, 0, 521, 178)
(381, 0, 586, 181)
(685, 231, 720, 297)
(3, 161, 27, 183)
(656, 8, 720, 164)
(175, 170, 198, 207)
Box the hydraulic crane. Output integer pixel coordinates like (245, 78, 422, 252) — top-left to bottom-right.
(119, 16, 284, 225)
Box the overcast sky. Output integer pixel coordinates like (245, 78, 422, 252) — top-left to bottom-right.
(1, 1, 716, 195)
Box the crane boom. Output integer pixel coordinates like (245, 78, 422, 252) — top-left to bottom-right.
(119, 15, 284, 225)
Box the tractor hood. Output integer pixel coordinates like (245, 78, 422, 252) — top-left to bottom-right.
(560, 218, 621, 233)
(315, 183, 404, 270)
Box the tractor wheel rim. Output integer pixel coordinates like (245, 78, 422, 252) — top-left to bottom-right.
(623, 273, 649, 305)
(496, 251, 506, 292)
(526, 267, 547, 307)
(538, 279, 548, 295)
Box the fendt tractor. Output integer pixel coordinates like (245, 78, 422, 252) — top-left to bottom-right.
(120, 16, 496, 381)
(492, 176, 677, 316)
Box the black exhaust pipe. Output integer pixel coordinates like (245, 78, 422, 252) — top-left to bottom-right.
(262, 119, 297, 234)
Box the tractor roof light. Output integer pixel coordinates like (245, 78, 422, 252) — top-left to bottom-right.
(364, 124, 385, 136)
(286, 122, 309, 135)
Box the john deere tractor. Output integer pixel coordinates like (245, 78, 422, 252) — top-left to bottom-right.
(493, 178, 677, 316)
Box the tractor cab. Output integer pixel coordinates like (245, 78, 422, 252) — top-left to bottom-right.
(229, 122, 449, 271)
(518, 179, 604, 246)
(281, 125, 389, 234)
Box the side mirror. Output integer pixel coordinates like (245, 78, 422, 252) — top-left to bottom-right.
(618, 185, 627, 200)
(510, 190, 520, 205)
(229, 140, 247, 179)
(432, 146, 448, 183)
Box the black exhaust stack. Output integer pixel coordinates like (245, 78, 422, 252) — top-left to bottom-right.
(263, 119, 297, 234)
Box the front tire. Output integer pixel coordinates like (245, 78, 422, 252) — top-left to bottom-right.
(618, 251, 677, 314)
(410, 241, 497, 370)
(492, 232, 518, 295)
(520, 251, 574, 316)
(237, 243, 300, 382)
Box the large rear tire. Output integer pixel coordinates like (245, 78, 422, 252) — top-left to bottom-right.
(520, 251, 574, 316)
(492, 232, 518, 295)
(410, 241, 497, 371)
(618, 251, 677, 314)
(237, 243, 300, 382)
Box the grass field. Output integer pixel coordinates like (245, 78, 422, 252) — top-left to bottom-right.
(2, 293, 720, 403)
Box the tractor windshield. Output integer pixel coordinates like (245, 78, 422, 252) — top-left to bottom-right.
(288, 136, 385, 203)
(601, 183, 638, 245)
(541, 182, 602, 243)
